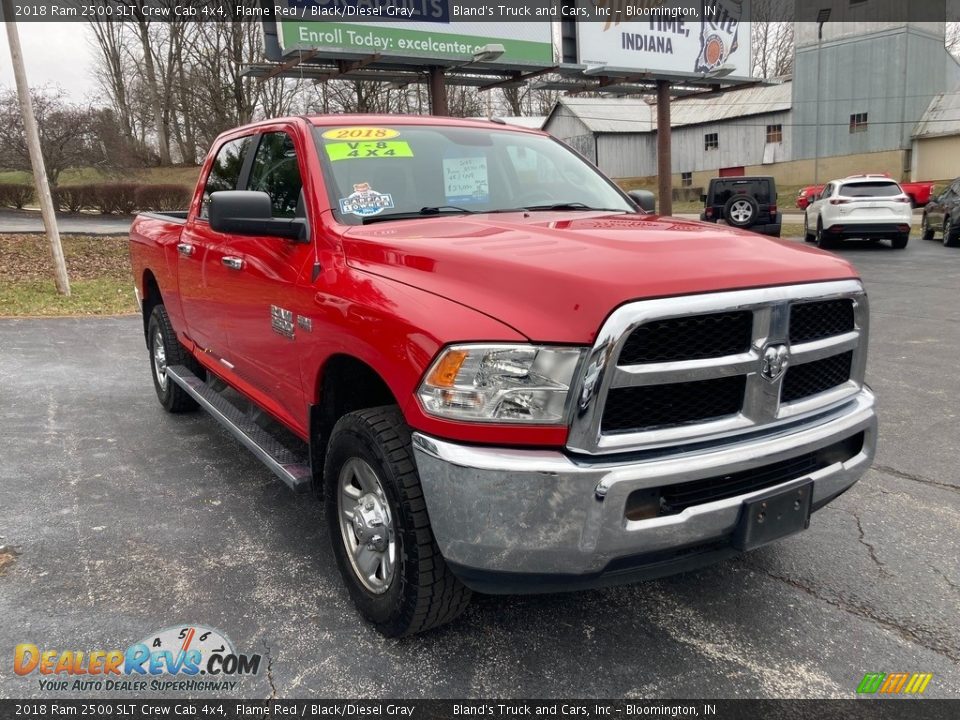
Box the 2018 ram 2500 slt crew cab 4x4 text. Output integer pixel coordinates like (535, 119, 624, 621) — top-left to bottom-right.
(129, 116, 877, 637)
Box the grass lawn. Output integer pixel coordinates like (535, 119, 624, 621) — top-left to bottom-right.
(0, 165, 200, 188)
(0, 234, 136, 317)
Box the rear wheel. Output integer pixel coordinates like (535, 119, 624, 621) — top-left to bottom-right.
(891, 233, 909, 250)
(945, 216, 960, 248)
(324, 406, 471, 637)
(147, 305, 199, 413)
(815, 218, 836, 249)
(921, 213, 935, 240)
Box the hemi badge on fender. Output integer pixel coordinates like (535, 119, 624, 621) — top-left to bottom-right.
(297, 316, 313, 332)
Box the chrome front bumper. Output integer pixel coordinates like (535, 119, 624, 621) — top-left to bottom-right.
(412, 388, 876, 593)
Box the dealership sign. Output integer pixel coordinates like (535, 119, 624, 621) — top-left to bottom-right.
(275, 1, 554, 67)
(577, 0, 751, 79)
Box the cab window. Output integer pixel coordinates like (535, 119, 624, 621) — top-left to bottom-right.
(202, 136, 251, 218)
(248, 131, 304, 218)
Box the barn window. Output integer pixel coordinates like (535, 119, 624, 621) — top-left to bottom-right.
(704, 133, 719, 151)
(765, 124, 783, 143)
(681, 172, 693, 187)
(849, 113, 868, 133)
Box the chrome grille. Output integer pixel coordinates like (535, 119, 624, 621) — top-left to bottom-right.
(568, 280, 869, 454)
(781, 351, 853, 403)
(789, 299, 855, 344)
(619, 311, 752, 364)
(603, 376, 746, 432)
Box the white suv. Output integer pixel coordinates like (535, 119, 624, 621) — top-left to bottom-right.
(803, 175, 913, 249)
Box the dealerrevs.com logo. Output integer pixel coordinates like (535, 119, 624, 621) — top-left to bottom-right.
(14, 625, 261, 692)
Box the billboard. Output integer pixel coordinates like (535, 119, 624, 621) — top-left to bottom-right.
(275, 1, 555, 67)
(577, 0, 752, 79)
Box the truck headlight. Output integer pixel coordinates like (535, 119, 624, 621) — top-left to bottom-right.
(417, 344, 585, 424)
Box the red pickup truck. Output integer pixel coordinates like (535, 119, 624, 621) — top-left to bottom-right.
(130, 115, 877, 636)
(796, 176, 935, 209)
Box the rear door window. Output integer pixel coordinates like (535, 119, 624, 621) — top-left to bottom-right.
(838, 181, 902, 197)
(202, 136, 252, 218)
(712, 179, 771, 205)
(248, 131, 304, 218)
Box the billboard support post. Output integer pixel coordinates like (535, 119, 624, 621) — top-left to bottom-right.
(656, 80, 673, 217)
(429, 67, 449, 116)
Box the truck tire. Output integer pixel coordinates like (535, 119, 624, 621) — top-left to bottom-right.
(945, 216, 960, 248)
(147, 305, 199, 413)
(921, 213, 935, 240)
(324, 406, 471, 637)
(891, 233, 909, 250)
(723, 195, 758, 228)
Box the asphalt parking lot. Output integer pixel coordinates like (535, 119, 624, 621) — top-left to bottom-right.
(0, 234, 958, 700)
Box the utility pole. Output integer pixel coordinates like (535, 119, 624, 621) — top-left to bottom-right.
(656, 80, 673, 217)
(2, 0, 70, 296)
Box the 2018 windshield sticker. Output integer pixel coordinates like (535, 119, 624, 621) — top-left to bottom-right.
(326, 141, 413, 162)
(321, 127, 399, 141)
(443, 157, 489, 204)
(339, 183, 395, 217)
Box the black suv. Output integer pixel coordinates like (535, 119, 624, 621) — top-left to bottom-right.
(699, 176, 781, 237)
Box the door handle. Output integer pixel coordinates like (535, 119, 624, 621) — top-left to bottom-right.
(176, 242, 194, 257)
(221, 256, 244, 270)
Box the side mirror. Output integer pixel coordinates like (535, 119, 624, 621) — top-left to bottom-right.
(209, 190, 307, 242)
(628, 190, 656, 213)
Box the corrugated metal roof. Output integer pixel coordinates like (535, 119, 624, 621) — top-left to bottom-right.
(551, 81, 791, 134)
(670, 82, 792, 127)
(554, 96, 654, 133)
(913, 92, 960, 138)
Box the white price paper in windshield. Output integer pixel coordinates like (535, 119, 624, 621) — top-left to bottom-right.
(443, 157, 489, 204)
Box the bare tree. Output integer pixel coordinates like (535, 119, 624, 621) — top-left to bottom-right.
(948, 22, 960, 60)
(0, 87, 99, 186)
(751, 0, 795, 79)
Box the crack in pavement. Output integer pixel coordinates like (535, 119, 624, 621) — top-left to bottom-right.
(832, 507, 890, 578)
(743, 560, 959, 664)
(263, 640, 277, 699)
(872, 464, 960, 494)
(931, 566, 960, 593)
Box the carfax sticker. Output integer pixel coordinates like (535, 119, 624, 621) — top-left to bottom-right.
(321, 126, 400, 141)
(338, 183, 395, 218)
(326, 141, 413, 161)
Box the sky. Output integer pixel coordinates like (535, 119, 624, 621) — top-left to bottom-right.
(0, 22, 99, 100)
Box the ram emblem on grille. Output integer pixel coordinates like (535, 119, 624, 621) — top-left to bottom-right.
(761, 344, 790, 382)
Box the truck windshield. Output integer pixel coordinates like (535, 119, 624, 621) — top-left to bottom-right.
(313, 124, 635, 224)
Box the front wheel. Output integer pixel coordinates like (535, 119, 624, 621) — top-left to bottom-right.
(324, 406, 471, 637)
(945, 216, 960, 248)
(803, 215, 815, 242)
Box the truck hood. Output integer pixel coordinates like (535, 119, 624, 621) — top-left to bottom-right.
(341, 212, 858, 343)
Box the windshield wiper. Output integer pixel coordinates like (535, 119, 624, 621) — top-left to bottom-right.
(361, 206, 476, 225)
(522, 202, 628, 213)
